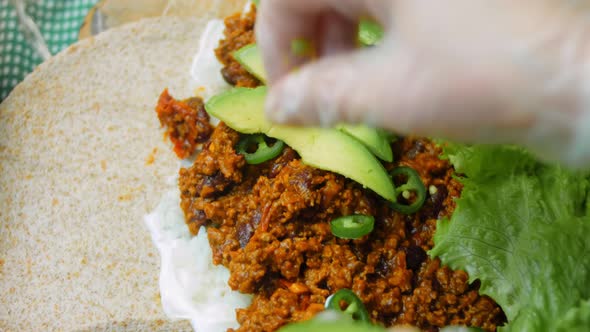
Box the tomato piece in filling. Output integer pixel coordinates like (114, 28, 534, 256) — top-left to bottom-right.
(155, 89, 213, 159)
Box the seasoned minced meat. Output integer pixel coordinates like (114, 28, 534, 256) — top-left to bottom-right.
(178, 126, 506, 331)
(155, 89, 213, 159)
(215, 5, 260, 87)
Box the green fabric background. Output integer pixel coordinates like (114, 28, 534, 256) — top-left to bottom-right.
(0, 0, 98, 100)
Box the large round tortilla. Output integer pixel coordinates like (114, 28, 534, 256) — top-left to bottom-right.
(0, 1, 246, 330)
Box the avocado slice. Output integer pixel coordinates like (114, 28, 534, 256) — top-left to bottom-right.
(267, 126, 394, 198)
(205, 86, 271, 133)
(232, 44, 267, 84)
(232, 44, 393, 162)
(206, 87, 396, 202)
(337, 124, 393, 162)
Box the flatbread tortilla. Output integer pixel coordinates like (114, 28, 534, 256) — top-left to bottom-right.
(0, 1, 246, 330)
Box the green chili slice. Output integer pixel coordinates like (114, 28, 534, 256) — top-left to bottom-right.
(389, 166, 427, 214)
(236, 134, 285, 164)
(358, 19, 384, 47)
(325, 289, 370, 323)
(330, 215, 375, 239)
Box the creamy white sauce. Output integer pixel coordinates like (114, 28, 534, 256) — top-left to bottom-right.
(242, 0, 254, 15)
(145, 182, 251, 332)
(146, 13, 258, 330)
(190, 19, 230, 106)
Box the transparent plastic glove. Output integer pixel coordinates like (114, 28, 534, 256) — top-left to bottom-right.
(256, 0, 590, 168)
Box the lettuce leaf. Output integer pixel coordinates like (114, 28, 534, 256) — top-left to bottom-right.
(555, 298, 590, 331)
(431, 144, 590, 331)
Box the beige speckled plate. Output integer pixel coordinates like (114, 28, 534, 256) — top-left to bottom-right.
(0, 1, 246, 331)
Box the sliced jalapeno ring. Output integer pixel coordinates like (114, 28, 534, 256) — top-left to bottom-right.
(236, 134, 285, 165)
(330, 215, 374, 239)
(358, 19, 384, 47)
(325, 289, 370, 323)
(389, 166, 427, 214)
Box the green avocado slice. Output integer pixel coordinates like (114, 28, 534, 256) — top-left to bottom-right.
(232, 44, 393, 162)
(206, 87, 396, 202)
(204, 86, 271, 133)
(337, 124, 393, 162)
(232, 44, 267, 84)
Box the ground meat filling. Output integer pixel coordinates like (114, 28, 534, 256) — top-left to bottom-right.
(156, 89, 213, 159)
(215, 5, 260, 87)
(179, 129, 505, 331)
(174, 8, 507, 332)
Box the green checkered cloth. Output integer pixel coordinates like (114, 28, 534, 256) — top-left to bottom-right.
(0, 0, 98, 100)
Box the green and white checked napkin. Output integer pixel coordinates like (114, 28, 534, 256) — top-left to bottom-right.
(0, 0, 98, 100)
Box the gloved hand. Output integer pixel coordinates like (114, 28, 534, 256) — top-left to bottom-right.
(256, 0, 590, 167)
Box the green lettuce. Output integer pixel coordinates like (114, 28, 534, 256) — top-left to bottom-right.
(555, 298, 590, 331)
(431, 144, 590, 331)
